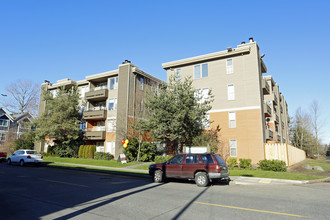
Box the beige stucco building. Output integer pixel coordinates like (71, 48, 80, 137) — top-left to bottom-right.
(162, 38, 290, 164)
(36, 61, 162, 158)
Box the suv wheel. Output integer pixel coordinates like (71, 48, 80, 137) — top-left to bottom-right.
(195, 172, 209, 187)
(19, 160, 25, 167)
(7, 159, 11, 165)
(154, 170, 163, 183)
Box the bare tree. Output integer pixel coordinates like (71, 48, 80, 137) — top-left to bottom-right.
(1, 80, 40, 116)
(310, 100, 324, 157)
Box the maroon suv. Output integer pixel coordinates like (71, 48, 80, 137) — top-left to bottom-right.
(149, 153, 230, 187)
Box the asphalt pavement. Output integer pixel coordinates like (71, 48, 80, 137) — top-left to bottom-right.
(1, 163, 330, 220)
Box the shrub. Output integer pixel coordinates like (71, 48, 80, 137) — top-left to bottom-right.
(227, 158, 238, 167)
(47, 146, 57, 156)
(123, 138, 158, 162)
(94, 152, 114, 160)
(239, 158, 252, 169)
(258, 159, 287, 172)
(139, 142, 158, 162)
(78, 145, 84, 158)
(154, 155, 173, 164)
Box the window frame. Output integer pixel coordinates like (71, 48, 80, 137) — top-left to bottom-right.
(108, 98, 117, 111)
(230, 140, 237, 157)
(227, 84, 235, 100)
(229, 112, 236, 128)
(194, 63, 208, 79)
(109, 76, 118, 90)
(226, 58, 234, 74)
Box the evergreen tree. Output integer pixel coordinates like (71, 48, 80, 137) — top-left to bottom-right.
(141, 76, 213, 154)
(32, 86, 82, 157)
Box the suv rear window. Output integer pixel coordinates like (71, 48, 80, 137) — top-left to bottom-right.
(215, 155, 226, 166)
(200, 154, 214, 164)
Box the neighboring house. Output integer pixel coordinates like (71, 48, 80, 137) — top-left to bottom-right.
(36, 60, 163, 158)
(0, 107, 33, 146)
(162, 38, 291, 164)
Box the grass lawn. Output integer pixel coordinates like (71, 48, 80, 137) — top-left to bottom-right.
(43, 156, 141, 168)
(228, 168, 325, 180)
(44, 157, 329, 181)
(46, 163, 148, 174)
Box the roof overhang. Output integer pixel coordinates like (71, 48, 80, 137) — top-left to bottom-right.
(162, 46, 251, 70)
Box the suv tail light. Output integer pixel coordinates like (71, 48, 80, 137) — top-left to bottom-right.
(27, 155, 31, 159)
(41, 156, 43, 159)
(216, 165, 220, 172)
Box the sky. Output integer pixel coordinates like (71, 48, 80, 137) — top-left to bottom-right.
(0, 0, 329, 144)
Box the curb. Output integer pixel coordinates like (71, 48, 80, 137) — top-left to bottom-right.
(306, 177, 330, 184)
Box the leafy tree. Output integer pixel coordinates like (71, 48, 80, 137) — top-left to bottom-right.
(12, 130, 35, 151)
(141, 76, 213, 154)
(32, 86, 83, 157)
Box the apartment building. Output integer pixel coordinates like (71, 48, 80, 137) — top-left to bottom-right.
(0, 107, 33, 147)
(162, 38, 290, 164)
(37, 61, 162, 158)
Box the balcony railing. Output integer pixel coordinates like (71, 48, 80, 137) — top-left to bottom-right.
(263, 103, 272, 117)
(83, 109, 107, 120)
(85, 131, 106, 140)
(262, 79, 270, 95)
(265, 129, 273, 140)
(275, 114, 279, 124)
(85, 88, 108, 101)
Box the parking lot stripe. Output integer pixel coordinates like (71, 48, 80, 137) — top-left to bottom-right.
(194, 201, 308, 218)
(39, 178, 88, 188)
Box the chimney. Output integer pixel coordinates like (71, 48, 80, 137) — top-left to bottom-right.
(249, 37, 254, 43)
(122, 60, 131, 64)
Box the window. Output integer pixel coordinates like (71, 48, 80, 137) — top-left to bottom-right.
(185, 155, 199, 164)
(226, 59, 233, 74)
(201, 154, 214, 164)
(96, 142, 105, 152)
(230, 140, 237, 157)
(79, 122, 86, 131)
(0, 133, 6, 141)
(106, 141, 115, 154)
(95, 82, 107, 90)
(202, 114, 210, 129)
(50, 89, 58, 98)
(79, 85, 89, 98)
(0, 119, 9, 130)
(229, 112, 236, 128)
(168, 155, 184, 164)
(140, 100, 143, 112)
(227, 84, 235, 100)
(109, 77, 118, 90)
(194, 63, 208, 79)
(107, 118, 116, 132)
(175, 68, 181, 81)
(139, 77, 144, 90)
(194, 88, 209, 104)
(108, 98, 117, 111)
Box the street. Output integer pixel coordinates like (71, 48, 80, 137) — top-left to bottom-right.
(1, 163, 329, 220)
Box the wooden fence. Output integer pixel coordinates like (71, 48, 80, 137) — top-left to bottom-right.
(264, 143, 306, 167)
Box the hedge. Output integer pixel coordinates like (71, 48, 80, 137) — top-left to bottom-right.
(94, 152, 114, 160)
(258, 159, 287, 172)
(239, 158, 252, 169)
(227, 158, 238, 167)
(154, 155, 173, 164)
(78, 145, 96, 159)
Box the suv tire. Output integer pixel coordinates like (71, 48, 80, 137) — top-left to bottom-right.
(154, 170, 163, 183)
(20, 159, 25, 167)
(7, 159, 11, 165)
(195, 172, 209, 187)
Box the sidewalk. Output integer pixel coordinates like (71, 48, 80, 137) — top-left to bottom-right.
(46, 162, 330, 185)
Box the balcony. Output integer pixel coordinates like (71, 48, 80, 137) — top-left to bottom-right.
(83, 107, 107, 120)
(263, 103, 272, 117)
(85, 127, 106, 140)
(262, 79, 270, 95)
(85, 87, 108, 101)
(275, 114, 279, 124)
(265, 129, 273, 140)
